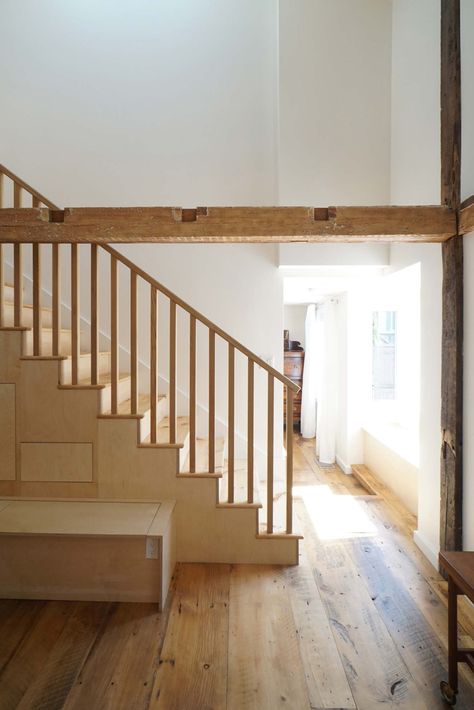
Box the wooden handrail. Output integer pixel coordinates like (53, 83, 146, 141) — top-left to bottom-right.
(101, 244, 299, 394)
(0, 163, 296, 537)
(0, 164, 59, 210)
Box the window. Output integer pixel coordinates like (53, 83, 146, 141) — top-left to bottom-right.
(372, 311, 396, 400)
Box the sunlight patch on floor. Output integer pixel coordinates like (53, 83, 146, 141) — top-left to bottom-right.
(293, 484, 377, 540)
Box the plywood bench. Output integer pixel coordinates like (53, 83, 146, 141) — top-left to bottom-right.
(0, 498, 176, 608)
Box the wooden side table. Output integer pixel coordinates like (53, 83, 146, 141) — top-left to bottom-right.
(438, 551, 474, 705)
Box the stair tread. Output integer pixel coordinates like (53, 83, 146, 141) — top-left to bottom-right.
(65, 351, 111, 361)
(116, 393, 167, 416)
(2, 299, 53, 314)
(80, 372, 130, 388)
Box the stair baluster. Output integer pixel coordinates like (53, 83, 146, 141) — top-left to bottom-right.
(130, 270, 138, 414)
(32, 243, 42, 356)
(0, 244, 4, 328)
(90, 244, 98, 384)
(110, 254, 118, 413)
(286, 386, 294, 534)
(267, 373, 274, 534)
(247, 359, 254, 504)
(228, 343, 235, 503)
(13, 244, 22, 327)
(150, 286, 157, 443)
(208, 329, 215, 473)
(71, 244, 80, 380)
(169, 300, 177, 444)
(52, 244, 60, 356)
(189, 315, 197, 472)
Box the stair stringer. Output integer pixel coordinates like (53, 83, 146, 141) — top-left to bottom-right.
(0, 329, 299, 565)
(97, 418, 298, 564)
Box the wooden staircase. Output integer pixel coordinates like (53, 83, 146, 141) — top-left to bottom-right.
(0, 164, 301, 603)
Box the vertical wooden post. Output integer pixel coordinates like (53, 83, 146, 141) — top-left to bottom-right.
(208, 330, 215, 473)
(130, 270, 138, 414)
(228, 344, 235, 503)
(247, 359, 254, 504)
(13, 244, 22, 327)
(150, 287, 157, 443)
(32, 243, 42, 356)
(169, 301, 177, 444)
(286, 387, 294, 534)
(90, 245, 98, 384)
(441, 238, 463, 551)
(0, 244, 4, 328)
(189, 315, 196, 472)
(52, 244, 60, 356)
(267, 373, 274, 534)
(0, 172, 4, 208)
(110, 255, 118, 414)
(71, 244, 80, 384)
(440, 0, 462, 553)
(13, 182, 21, 209)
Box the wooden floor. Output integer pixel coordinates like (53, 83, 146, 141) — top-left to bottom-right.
(1, 434, 474, 709)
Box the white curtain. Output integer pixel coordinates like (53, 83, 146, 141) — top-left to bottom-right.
(300, 304, 318, 438)
(315, 300, 338, 465)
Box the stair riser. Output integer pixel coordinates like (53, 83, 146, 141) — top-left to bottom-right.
(139, 397, 168, 441)
(60, 352, 112, 383)
(1, 303, 53, 328)
(24, 329, 72, 356)
(100, 377, 132, 412)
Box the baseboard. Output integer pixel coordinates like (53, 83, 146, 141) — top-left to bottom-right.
(336, 455, 352, 475)
(413, 529, 439, 571)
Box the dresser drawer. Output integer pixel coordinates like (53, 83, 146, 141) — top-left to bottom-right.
(284, 352, 304, 378)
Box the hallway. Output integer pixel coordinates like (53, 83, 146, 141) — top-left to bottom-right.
(1, 435, 473, 709)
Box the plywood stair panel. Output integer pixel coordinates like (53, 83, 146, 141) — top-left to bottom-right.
(0, 323, 299, 565)
(0, 498, 176, 607)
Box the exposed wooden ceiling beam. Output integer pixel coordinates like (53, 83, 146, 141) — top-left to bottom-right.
(459, 196, 474, 235)
(0, 205, 456, 243)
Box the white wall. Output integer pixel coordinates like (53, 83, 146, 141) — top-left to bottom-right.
(279, 243, 390, 267)
(390, 0, 440, 204)
(461, 0, 474, 201)
(0, 0, 278, 207)
(388, 244, 442, 566)
(278, 0, 392, 206)
(463, 237, 474, 549)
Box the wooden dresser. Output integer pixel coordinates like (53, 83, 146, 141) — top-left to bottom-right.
(283, 350, 304, 428)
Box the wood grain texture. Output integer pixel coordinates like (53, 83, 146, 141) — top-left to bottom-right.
(208, 329, 215, 473)
(20, 442, 93, 482)
(441, 0, 461, 210)
(2, 434, 474, 707)
(189, 315, 196, 473)
(32, 243, 42, 356)
(0, 205, 457, 242)
(150, 564, 229, 710)
(440, 236, 463, 552)
(0, 384, 15, 480)
(227, 565, 310, 710)
(247, 360, 254, 505)
(90, 244, 98, 384)
(459, 200, 474, 235)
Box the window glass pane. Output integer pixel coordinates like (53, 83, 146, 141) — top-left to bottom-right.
(372, 311, 396, 400)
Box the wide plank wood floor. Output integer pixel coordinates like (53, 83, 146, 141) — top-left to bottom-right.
(1, 434, 474, 709)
